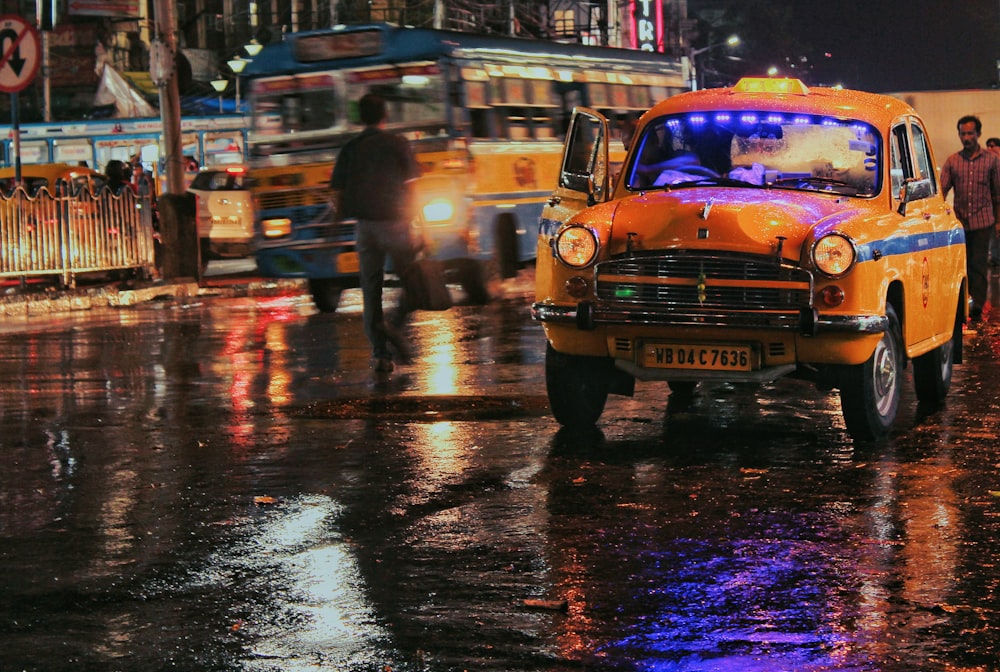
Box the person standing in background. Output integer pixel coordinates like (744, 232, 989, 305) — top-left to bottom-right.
(329, 93, 422, 374)
(987, 138, 1000, 267)
(941, 116, 1000, 321)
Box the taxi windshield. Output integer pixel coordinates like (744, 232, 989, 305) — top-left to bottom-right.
(625, 111, 881, 197)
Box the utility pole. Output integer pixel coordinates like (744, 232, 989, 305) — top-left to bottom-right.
(152, 0, 183, 195)
(152, 0, 200, 280)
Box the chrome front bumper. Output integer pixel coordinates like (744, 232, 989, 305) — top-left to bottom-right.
(530, 301, 889, 336)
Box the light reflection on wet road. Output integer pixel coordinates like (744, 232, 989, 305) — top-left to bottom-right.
(1, 282, 999, 671)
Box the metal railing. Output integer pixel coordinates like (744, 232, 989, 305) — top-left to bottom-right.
(0, 185, 157, 288)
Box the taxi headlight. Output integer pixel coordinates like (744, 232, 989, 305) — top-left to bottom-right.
(812, 233, 856, 277)
(263, 217, 292, 238)
(422, 198, 455, 223)
(554, 224, 599, 268)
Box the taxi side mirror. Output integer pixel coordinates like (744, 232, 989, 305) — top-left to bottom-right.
(897, 177, 933, 216)
(561, 171, 591, 193)
(560, 172, 602, 206)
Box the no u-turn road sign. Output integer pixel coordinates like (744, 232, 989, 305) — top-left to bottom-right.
(0, 15, 40, 94)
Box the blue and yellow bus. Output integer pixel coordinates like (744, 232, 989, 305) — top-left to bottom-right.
(0, 114, 250, 188)
(244, 22, 685, 311)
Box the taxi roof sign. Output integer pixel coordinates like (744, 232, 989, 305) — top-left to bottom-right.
(733, 77, 810, 95)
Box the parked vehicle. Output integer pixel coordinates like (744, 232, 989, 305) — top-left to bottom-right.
(0, 163, 156, 286)
(187, 165, 254, 261)
(533, 77, 968, 441)
(0, 163, 107, 197)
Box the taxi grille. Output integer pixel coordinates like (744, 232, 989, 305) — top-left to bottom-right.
(595, 251, 813, 312)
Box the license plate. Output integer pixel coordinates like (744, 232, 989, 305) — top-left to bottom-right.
(642, 343, 753, 371)
(336, 251, 359, 274)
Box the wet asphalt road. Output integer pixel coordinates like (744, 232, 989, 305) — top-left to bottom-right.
(2, 271, 1000, 671)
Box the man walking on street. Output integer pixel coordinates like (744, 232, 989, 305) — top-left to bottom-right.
(941, 115, 1000, 321)
(330, 93, 422, 373)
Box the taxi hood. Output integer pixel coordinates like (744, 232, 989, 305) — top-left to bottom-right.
(606, 187, 863, 262)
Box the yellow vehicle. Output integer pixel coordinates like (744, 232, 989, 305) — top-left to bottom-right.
(242, 23, 686, 312)
(0, 161, 157, 286)
(0, 162, 107, 197)
(533, 77, 968, 440)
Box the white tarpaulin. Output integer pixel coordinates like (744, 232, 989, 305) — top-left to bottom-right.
(93, 62, 158, 118)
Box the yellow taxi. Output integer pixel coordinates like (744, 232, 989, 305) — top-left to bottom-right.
(187, 165, 254, 259)
(533, 77, 968, 441)
(0, 163, 107, 196)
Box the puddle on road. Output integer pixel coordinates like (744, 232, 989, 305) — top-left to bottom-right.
(290, 394, 551, 421)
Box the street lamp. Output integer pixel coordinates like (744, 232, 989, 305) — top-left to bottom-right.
(210, 78, 228, 113)
(227, 57, 248, 110)
(688, 34, 740, 91)
(244, 39, 263, 57)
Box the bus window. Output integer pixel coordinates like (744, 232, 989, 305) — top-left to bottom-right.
(282, 96, 304, 132)
(503, 78, 529, 105)
(466, 80, 487, 108)
(530, 80, 557, 108)
(182, 134, 202, 167)
(469, 109, 492, 138)
(281, 90, 338, 132)
(609, 84, 629, 110)
(488, 75, 560, 140)
(629, 86, 653, 110)
(95, 137, 159, 173)
(53, 138, 94, 166)
(20, 141, 49, 164)
(465, 80, 492, 138)
(347, 67, 447, 133)
(588, 82, 609, 108)
(252, 79, 343, 136)
(203, 132, 245, 166)
(535, 115, 555, 139)
(252, 94, 287, 136)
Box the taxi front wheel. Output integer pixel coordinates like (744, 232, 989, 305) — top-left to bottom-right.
(545, 342, 612, 427)
(839, 304, 902, 441)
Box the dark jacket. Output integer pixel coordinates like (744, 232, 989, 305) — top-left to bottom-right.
(329, 127, 421, 221)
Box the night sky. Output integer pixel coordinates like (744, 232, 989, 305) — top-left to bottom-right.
(697, 0, 1000, 93)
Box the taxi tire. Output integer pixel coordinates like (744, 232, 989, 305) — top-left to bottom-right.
(309, 278, 343, 313)
(912, 333, 955, 405)
(545, 342, 611, 427)
(839, 304, 902, 441)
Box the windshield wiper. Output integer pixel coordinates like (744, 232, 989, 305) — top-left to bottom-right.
(668, 176, 764, 189)
(770, 176, 855, 191)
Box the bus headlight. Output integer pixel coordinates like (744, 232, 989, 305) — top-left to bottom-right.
(812, 233, 856, 277)
(263, 217, 292, 238)
(422, 198, 455, 223)
(554, 224, 599, 268)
